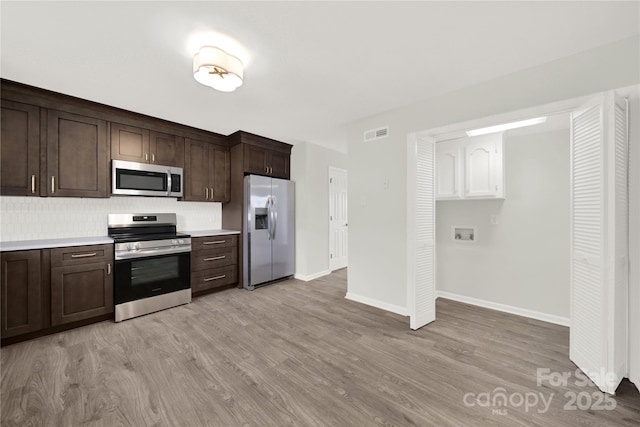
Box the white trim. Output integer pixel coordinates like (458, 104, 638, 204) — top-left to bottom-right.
(437, 291, 570, 327)
(294, 270, 331, 282)
(345, 292, 408, 316)
(406, 133, 417, 325)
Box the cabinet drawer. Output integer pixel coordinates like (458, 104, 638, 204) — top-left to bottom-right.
(51, 244, 113, 267)
(191, 265, 237, 293)
(192, 246, 236, 271)
(191, 235, 237, 251)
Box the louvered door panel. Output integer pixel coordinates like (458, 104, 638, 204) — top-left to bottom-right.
(570, 102, 606, 388)
(610, 97, 628, 388)
(411, 138, 436, 330)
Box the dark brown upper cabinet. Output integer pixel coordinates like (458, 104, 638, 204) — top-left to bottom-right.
(0, 100, 42, 196)
(110, 123, 149, 163)
(111, 123, 184, 168)
(229, 131, 291, 180)
(47, 110, 109, 197)
(184, 138, 230, 203)
(150, 131, 184, 168)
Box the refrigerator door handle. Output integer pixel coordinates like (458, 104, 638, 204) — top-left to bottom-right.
(271, 196, 277, 240)
(266, 196, 272, 240)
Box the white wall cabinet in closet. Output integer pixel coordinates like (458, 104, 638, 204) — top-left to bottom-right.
(435, 133, 504, 200)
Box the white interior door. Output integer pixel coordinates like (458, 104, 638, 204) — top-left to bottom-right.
(407, 134, 436, 330)
(329, 167, 348, 271)
(569, 91, 628, 394)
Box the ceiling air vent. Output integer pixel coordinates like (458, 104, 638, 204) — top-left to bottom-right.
(364, 126, 389, 142)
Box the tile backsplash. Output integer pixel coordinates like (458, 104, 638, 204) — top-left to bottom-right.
(0, 196, 222, 241)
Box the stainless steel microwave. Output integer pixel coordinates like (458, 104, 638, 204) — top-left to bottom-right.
(112, 160, 183, 197)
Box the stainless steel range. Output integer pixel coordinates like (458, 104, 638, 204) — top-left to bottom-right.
(108, 213, 191, 322)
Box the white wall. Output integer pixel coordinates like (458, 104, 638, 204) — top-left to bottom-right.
(291, 142, 347, 280)
(0, 196, 222, 241)
(436, 129, 570, 321)
(347, 36, 639, 311)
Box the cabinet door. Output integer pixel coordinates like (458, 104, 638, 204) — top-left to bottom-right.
(150, 131, 184, 168)
(1, 100, 41, 196)
(464, 135, 498, 198)
(211, 146, 230, 202)
(110, 123, 150, 163)
(51, 261, 113, 326)
(184, 138, 209, 201)
(1, 250, 42, 338)
(244, 145, 268, 175)
(435, 140, 462, 200)
(47, 110, 108, 197)
(269, 151, 290, 179)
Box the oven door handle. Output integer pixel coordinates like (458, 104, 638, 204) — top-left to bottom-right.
(115, 245, 191, 260)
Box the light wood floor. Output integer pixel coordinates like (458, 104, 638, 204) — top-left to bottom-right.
(2, 269, 639, 426)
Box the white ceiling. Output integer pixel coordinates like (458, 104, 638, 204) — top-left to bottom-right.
(1, 1, 638, 153)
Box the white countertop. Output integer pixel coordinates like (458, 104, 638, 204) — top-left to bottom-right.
(1, 230, 241, 252)
(184, 229, 241, 237)
(0, 236, 114, 252)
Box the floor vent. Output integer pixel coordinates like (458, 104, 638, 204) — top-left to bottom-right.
(364, 126, 389, 142)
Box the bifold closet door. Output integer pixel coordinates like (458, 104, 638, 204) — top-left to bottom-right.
(408, 135, 436, 330)
(569, 91, 628, 394)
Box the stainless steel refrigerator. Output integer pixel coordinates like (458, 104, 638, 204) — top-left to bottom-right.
(243, 175, 295, 290)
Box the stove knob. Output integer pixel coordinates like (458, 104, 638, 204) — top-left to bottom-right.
(172, 239, 178, 245)
(134, 242, 141, 251)
(178, 239, 184, 245)
(127, 243, 134, 251)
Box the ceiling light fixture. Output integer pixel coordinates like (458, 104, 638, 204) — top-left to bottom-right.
(466, 117, 547, 137)
(193, 46, 243, 92)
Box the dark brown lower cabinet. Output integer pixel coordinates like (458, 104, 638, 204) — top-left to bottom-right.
(1, 244, 114, 345)
(191, 235, 239, 295)
(51, 262, 113, 326)
(50, 245, 113, 326)
(0, 250, 42, 338)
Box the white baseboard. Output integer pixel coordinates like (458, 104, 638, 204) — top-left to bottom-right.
(436, 291, 570, 327)
(345, 292, 408, 316)
(294, 270, 331, 282)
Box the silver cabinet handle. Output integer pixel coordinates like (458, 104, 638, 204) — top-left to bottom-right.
(203, 240, 225, 245)
(71, 252, 97, 258)
(145, 153, 149, 161)
(210, 187, 214, 200)
(270, 167, 273, 174)
(265, 166, 268, 174)
(107, 263, 111, 275)
(151, 153, 155, 163)
(205, 187, 209, 200)
(203, 255, 226, 261)
(51, 176, 55, 193)
(31, 175, 36, 194)
(204, 275, 226, 282)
